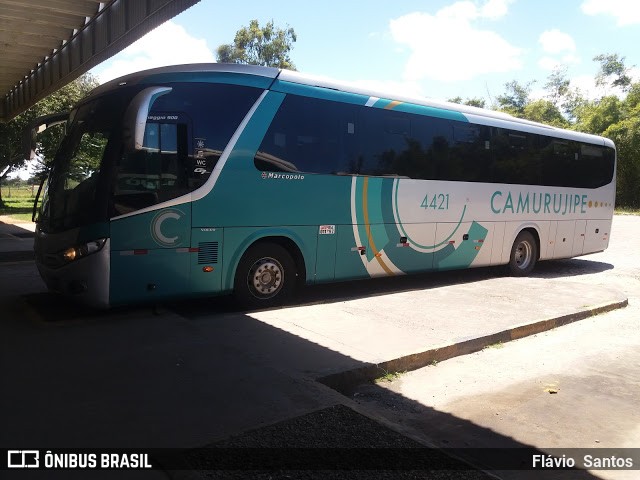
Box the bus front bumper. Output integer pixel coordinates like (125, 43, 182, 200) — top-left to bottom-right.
(35, 238, 111, 309)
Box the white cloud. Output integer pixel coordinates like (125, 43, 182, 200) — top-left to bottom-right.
(581, 0, 640, 26)
(537, 30, 579, 72)
(480, 0, 514, 19)
(571, 74, 602, 100)
(94, 21, 215, 84)
(561, 54, 581, 65)
(437, 0, 513, 21)
(538, 29, 576, 54)
(538, 57, 563, 71)
(572, 74, 629, 100)
(389, 1, 522, 83)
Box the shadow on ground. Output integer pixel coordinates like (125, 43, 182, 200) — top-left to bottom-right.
(0, 258, 613, 479)
(163, 256, 613, 320)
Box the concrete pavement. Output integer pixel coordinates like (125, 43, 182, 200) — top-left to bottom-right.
(0, 216, 35, 262)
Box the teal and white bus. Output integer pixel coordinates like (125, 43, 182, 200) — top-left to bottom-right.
(31, 64, 616, 308)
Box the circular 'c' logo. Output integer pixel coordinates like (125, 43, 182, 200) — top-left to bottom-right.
(150, 208, 184, 247)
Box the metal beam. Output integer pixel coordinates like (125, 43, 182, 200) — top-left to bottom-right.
(1, 0, 201, 122)
(0, 4, 90, 29)
(0, 0, 100, 18)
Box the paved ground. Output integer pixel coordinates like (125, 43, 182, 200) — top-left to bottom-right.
(0, 215, 636, 479)
(351, 215, 640, 480)
(0, 216, 35, 262)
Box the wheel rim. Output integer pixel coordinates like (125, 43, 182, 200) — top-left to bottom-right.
(514, 240, 533, 270)
(247, 257, 284, 299)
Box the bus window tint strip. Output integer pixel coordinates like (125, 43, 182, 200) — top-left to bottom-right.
(255, 95, 614, 189)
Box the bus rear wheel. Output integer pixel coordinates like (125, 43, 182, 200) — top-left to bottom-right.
(234, 243, 296, 308)
(508, 231, 537, 276)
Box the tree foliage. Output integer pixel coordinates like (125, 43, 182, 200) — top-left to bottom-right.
(605, 116, 640, 207)
(448, 96, 486, 108)
(496, 80, 535, 117)
(0, 73, 98, 206)
(574, 96, 623, 135)
(544, 66, 570, 108)
(594, 53, 633, 93)
(216, 19, 297, 70)
(601, 83, 640, 207)
(522, 99, 568, 128)
(494, 54, 639, 208)
(543, 66, 586, 120)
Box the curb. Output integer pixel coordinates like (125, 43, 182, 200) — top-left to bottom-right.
(318, 297, 629, 395)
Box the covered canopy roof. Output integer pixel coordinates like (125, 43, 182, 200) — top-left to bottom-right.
(0, 0, 200, 122)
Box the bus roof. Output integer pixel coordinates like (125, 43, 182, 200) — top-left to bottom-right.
(94, 63, 614, 149)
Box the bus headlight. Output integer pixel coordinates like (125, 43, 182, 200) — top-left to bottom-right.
(61, 238, 107, 263)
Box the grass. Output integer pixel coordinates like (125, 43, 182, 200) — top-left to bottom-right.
(615, 207, 640, 216)
(484, 341, 504, 350)
(0, 185, 37, 222)
(374, 369, 406, 383)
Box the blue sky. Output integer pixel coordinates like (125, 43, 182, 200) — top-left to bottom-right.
(92, 0, 638, 103)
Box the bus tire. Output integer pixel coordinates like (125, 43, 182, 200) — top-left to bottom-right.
(508, 231, 537, 276)
(234, 242, 296, 308)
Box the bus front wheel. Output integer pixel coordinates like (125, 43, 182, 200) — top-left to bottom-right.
(508, 231, 537, 276)
(234, 243, 296, 308)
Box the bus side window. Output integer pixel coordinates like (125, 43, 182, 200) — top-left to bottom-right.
(450, 123, 490, 182)
(579, 144, 614, 188)
(357, 108, 451, 179)
(255, 95, 358, 175)
(405, 115, 453, 181)
(540, 138, 576, 187)
(492, 128, 540, 185)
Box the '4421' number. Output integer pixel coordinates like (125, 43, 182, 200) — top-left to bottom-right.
(420, 193, 450, 210)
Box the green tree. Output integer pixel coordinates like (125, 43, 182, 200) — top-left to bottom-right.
(544, 66, 570, 108)
(574, 96, 623, 135)
(0, 73, 98, 206)
(496, 80, 535, 117)
(216, 19, 297, 70)
(622, 82, 640, 113)
(601, 83, 640, 207)
(0, 112, 33, 206)
(594, 53, 633, 93)
(543, 66, 586, 120)
(571, 81, 640, 208)
(605, 115, 640, 207)
(448, 96, 486, 108)
(488, 54, 639, 207)
(522, 99, 569, 128)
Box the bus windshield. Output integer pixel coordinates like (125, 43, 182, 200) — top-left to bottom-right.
(38, 94, 129, 233)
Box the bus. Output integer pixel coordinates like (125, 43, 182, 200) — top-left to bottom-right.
(29, 64, 616, 308)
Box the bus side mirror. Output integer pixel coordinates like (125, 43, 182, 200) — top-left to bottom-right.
(122, 87, 172, 151)
(22, 112, 69, 160)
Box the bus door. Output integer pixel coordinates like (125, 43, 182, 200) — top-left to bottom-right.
(109, 100, 195, 304)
